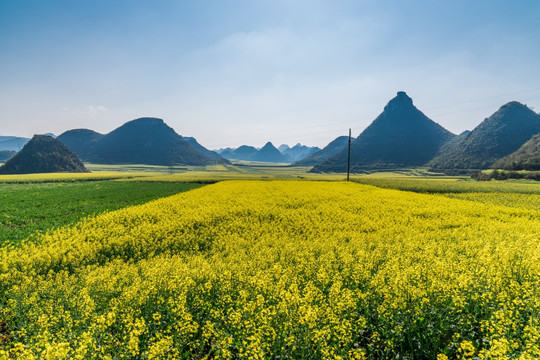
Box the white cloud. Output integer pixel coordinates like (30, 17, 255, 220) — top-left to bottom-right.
(81, 105, 107, 115)
(60, 105, 107, 116)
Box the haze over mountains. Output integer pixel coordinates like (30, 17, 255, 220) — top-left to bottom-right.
(0, 136, 30, 152)
(2, 92, 540, 173)
(218, 142, 288, 163)
(217, 142, 319, 163)
(281, 144, 320, 162)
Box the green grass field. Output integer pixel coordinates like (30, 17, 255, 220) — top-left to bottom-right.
(0, 181, 205, 245)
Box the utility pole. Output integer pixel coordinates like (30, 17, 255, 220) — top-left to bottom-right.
(347, 128, 351, 182)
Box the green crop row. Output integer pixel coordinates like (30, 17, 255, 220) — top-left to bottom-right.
(0, 181, 204, 245)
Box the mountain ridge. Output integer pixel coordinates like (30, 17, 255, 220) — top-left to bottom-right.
(58, 118, 225, 166)
(281, 143, 320, 162)
(428, 102, 540, 171)
(294, 136, 352, 166)
(252, 142, 288, 163)
(0, 136, 30, 151)
(313, 92, 455, 172)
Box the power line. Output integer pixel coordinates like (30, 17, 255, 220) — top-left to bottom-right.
(423, 87, 540, 111)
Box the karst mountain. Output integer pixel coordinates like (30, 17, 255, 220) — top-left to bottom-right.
(0, 134, 89, 174)
(428, 102, 540, 171)
(312, 92, 455, 172)
(58, 118, 226, 166)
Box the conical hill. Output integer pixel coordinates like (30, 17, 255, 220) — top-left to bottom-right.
(0, 135, 89, 174)
(313, 91, 455, 172)
(428, 102, 540, 171)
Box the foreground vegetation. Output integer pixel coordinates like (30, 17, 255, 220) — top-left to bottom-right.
(0, 171, 149, 183)
(473, 169, 540, 181)
(1, 180, 538, 359)
(353, 176, 540, 194)
(0, 181, 204, 245)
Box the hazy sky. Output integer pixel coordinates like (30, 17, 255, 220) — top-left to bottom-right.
(1, 0, 540, 149)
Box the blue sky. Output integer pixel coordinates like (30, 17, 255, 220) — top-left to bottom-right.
(1, 0, 540, 149)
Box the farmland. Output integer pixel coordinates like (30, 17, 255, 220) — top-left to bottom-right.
(0, 181, 205, 245)
(1, 178, 539, 359)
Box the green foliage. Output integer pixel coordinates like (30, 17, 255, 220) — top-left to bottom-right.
(429, 102, 540, 171)
(353, 176, 540, 194)
(445, 192, 540, 211)
(0, 181, 204, 245)
(0, 171, 152, 183)
(492, 133, 540, 170)
(473, 169, 540, 181)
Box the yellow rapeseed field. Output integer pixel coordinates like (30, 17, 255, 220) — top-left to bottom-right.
(0, 172, 149, 183)
(0, 181, 539, 359)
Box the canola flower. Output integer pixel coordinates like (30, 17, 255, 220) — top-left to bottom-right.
(443, 193, 540, 211)
(0, 180, 539, 359)
(0, 172, 147, 184)
(353, 177, 540, 194)
(122, 170, 347, 183)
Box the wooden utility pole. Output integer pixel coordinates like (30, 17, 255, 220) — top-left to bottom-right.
(347, 128, 351, 181)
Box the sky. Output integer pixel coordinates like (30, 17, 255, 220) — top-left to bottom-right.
(1, 0, 540, 149)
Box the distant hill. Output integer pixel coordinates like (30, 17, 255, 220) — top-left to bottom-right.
(492, 133, 540, 170)
(222, 145, 259, 161)
(58, 118, 219, 166)
(313, 92, 455, 172)
(0, 135, 88, 174)
(294, 136, 352, 166)
(428, 102, 540, 171)
(184, 137, 228, 162)
(0, 150, 16, 162)
(281, 143, 320, 162)
(0, 136, 30, 151)
(216, 148, 234, 158)
(253, 142, 288, 162)
(278, 144, 290, 152)
(220, 142, 290, 163)
(57, 129, 104, 160)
